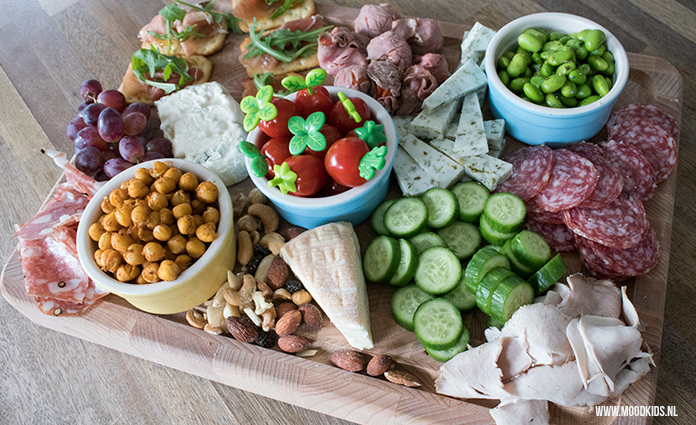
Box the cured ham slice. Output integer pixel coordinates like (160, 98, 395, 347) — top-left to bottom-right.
(353, 3, 401, 38)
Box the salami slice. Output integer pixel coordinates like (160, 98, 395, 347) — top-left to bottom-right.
(574, 235, 622, 280)
(35, 284, 109, 316)
(600, 140, 656, 203)
(565, 141, 623, 209)
(607, 103, 679, 140)
(525, 220, 576, 252)
(525, 196, 564, 224)
(14, 184, 90, 241)
(587, 227, 659, 277)
(610, 118, 678, 183)
(563, 192, 649, 249)
(535, 149, 597, 213)
(495, 144, 554, 201)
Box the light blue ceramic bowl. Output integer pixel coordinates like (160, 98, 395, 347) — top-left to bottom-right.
(484, 13, 628, 147)
(245, 87, 397, 229)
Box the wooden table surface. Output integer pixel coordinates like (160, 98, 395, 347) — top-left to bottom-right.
(1, 0, 695, 424)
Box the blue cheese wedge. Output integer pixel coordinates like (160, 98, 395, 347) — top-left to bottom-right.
(410, 98, 461, 140)
(430, 138, 512, 191)
(485, 119, 506, 158)
(399, 133, 466, 188)
(459, 22, 497, 67)
(453, 92, 488, 156)
(280, 222, 373, 350)
(393, 146, 437, 196)
(422, 59, 486, 113)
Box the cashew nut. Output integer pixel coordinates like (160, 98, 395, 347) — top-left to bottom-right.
(248, 188, 267, 205)
(261, 308, 276, 332)
(232, 193, 250, 219)
(272, 288, 292, 302)
(260, 232, 285, 255)
(244, 307, 262, 326)
(186, 310, 206, 329)
(237, 230, 253, 265)
(237, 214, 258, 233)
(227, 270, 242, 291)
(204, 323, 223, 335)
(223, 303, 240, 319)
(207, 281, 231, 329)
(224, 274, 255, 307)
(252, 291, 274, 315)
(248, 203, 279, 233)
(249, 230, 261, 245)
(254, 254, 276, 285)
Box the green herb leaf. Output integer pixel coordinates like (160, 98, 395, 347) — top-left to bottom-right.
(268, 162, 297, 194)
(131, 47, 192, 94)
(160, 3, 187, 22)
(358, 145, 388, 180)
(245, 21, 333, 63)
(269, 0, 302, 19)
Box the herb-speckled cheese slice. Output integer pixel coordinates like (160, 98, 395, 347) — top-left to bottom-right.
(459, 22, 497, 67)
(422, 59, 486, 113)
(410, 99, 461, 140)
(392, 115, 414, 141)
(399, 133, 466, 189)
(429, 138, 512, 191)
(453, 92, 488, 156)
(393, 146, 437, 196)
(485, 119, 506, 158)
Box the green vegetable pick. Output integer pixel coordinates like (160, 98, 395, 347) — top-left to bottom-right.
(358, 145, 388, 180)
(287, 112, 327, 155)
(240, 85, 277, 132)
(281, 68, 327, 95)
(354, 121, 386, 149)
(337, 91, 362, 123)
(238, 141, 268, 178)
(268, 162, 297, 194)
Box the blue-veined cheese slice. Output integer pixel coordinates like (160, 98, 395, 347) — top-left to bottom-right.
(453, 92, 488, 156)
(422, 59, 486, 113)
(393, 146, 437, 196)
(410, 98, 461, 140)
(430, 137, 512, 191)
(399, 133, 466, 189)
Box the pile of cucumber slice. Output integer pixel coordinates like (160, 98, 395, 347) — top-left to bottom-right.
(363, 183, 567, 362)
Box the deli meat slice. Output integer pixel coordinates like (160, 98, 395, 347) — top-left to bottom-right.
(606, 103, 679, 140)
(587, 227, 659, 277)
(35, 284, 109, 316)
(574, 235, 622, 280)
(495, 145, 554, 202)
(525, 197, 564, 224)
(525, 220, 576, 252)
(565, 141, 622, 209)
(610, 118, 677, 183)
(600, 140, 656, 202)
(564, 193, 649, 249)
(14, 183, 90, 241)
(535, 149, 597, 213)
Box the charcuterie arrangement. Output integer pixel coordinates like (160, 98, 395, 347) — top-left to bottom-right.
(8, 2, 682, 424)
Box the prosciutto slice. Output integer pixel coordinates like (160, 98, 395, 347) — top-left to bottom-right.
(318, 27, 368, 75)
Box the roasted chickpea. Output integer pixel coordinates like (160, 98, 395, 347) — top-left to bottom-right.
(98, 231, 113, 250)
(164, 247, 177, 261)
(159, 208, 175, 225)
(175, 254, 193, 270)
(179, 172, 199, 192)
(134, 273, 149, 285)
(94, 249, 105, 268)
(177, 215, 197, 235)
(190, 199, 206, 215)
(169, 224, 179, 237)
(131, 204, 152, 226)
(101, 197, 115, 214)
(120, 179, 131, 191)
(157, 260, 181, 282)
(102, 212, 121, 232)
(138, 227, 155, 243)
(124, 243, 146, 266)
(172, 203, 193, 220)
(88, 222, 106, 242)
(142, 241, 166, 262)
(170, 189, 190, 207)
(195, 181, 218, 204)
(202, 207, 220, 224)
(196, 222, 217, 243)
(150, 161, 169, 178)
(115, 205, 134, 228)
(101, 249, 123, 273)
(116, 264, 141, 282)
(186, 237, 206, 259)
(192, 214, 205, 229)
(163, 167, 183, 183)
(109, 188, 129, 208)
(167, 234, 187, 255)
(128, 179, 150, 199)
(144, 210, 160, 230)
(154, 176, 176, 194)
(111, 231, 134, 253)
(134, 167, 155, 185)
(141, 262, 161, 283)
(152, 224, 173, 242)
(147, 191, 168, 211)
(126, 225, 141, 243)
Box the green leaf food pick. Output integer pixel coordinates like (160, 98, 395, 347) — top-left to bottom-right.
(358, 145, 388, 180)
(240, 85, 278, 132)
(337, 91, 362, 123)
(354, 120, 386, 149)
(288, 112, 327, 155)
(281, 68, 327, 95)
(268, 162, 297, 195)
(238, 141, 268, 178)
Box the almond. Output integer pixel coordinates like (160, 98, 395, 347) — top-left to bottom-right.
(279, 226, 307, 240)
(226, 316, 258, 343)
(366, 354, 392, 376)
(330, 350, 366, 372)
(275, 309, 301, 336)
(298, 303, 323, 331)
(278, 334, 310, 353)
(266, 255, 289, 290)
(275, 301, 298, 319)
(384, 370, 421, 387)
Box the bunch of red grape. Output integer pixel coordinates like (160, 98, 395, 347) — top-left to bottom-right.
(67, 79, 173, 181)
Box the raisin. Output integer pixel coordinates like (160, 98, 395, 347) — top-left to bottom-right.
(253, 330, 277, 348)
(284, 279, 305, 293)
(253, 244, 272, 257)
(246, 244, 272, 275)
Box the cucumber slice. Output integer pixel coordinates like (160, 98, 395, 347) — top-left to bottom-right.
(370, 199, 396, 236)
(384, 197, 429, 237)
(510, 230, 552, 272)
(501, 238, 535, 279)
(437, 221, 482, 260)
(464, 246, 511, 294)
(422, 187, 459, 228)
(389, 239, 418, 286)
(443, 273, 477, 311)
(413, 298, 464, 350)
(451, 181, 490, 222)
(414, 246, 462, 295)
(425, 326, 470, 362)
(409, 231, 447, 253)
(362, 235, 401, 283)
(487, 315, 505, 330)
(479, 214, 518, 246)
(391, 283, 434, 331)
(528, 253, 567, 295)
(489, 276, 534, 323)
(475, 267, 517, 314)
(483, 192, 526, 233)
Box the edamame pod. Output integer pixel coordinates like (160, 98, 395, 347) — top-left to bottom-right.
(601, 62, 615, 76)
(497, 55, 511, 70)
(558, 95, 578, 107)
(507, 53, 528, 78)
(602, 51, 615, 64)
(593, 75, 610, 96)
(568, 69, 587, 85)
(556, 62, 576, 76)
(523, 28, 548, 45)
(503, 51, 516, 61)
(577, 29, 591, 41)
(523, 67, 532, 78)
(542, 41, 564, 52)
(517, 48, 533, 65)
(584, 29, 606, 51)
(498, 70, 510, 86)
(579, 95, 601, 106)
(518, 33, 543, 52)
(545, 93, 565, 108)
(548, 31, 563, 41)
(530, 74, 544, 88)
(588, 55, 608, 72)
(509, 77, 530, 92)
(559, 36, 571, 45)
(532, 52, 542, 64)
(575, 84, 592, 99)
(541, 61, 554, 77)
(547, 50, 573, 66)
(575, 46, 589, 60)
(540, 74, 566, 94)
(523, 83, 544, 103)
(560, 81, 577, 98)
(589, 45, 606, 57)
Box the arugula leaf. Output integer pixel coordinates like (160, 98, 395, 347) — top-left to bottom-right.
(269, 0, 302, 19)
(131, 47, 193, 95)
(175, 0, 243, 34)
(253, 72, 291, 96)
(160, 3, 187, 21)
(148, 25, 204, 42)
(244, 20, 333, 63)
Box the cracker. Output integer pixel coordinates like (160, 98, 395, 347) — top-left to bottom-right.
(141, 31, 227, 57)
(237, 0, 315, 33)
(239, 34, 319, 77)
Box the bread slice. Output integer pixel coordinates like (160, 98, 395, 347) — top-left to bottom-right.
(280, 222, 374, 350)
(117, 55, 212, 106)
(238, 35, 319, 77)
(235, 0, 315, 33)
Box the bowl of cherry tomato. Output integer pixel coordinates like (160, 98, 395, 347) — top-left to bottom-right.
(245, 86, 397, 229)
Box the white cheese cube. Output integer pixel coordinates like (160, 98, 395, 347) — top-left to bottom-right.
(410, 99, 461, 140)
(392, 147, 437, 196)
(453, 92, 488, 156)
(399, 133, 466, 189)
(422, 59, 487, 113)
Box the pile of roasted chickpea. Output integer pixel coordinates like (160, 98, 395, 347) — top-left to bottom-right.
(88, 161, 220, 283)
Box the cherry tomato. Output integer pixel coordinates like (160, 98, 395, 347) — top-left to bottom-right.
(295, 86, 333, 119)
(324, 136, 370, 188)
(306, 124, 342, 160)
(260, 136, 292, 178)
(258, 97, 297, 138)
(329, 97, 372, 134)
(319, 178, 352, 197)
(284, 155, 328, 197)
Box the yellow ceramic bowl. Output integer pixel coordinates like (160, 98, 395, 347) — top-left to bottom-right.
(76, 159, 235, 314)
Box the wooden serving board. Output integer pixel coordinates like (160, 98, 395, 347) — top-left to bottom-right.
(1, 4, 683, 424)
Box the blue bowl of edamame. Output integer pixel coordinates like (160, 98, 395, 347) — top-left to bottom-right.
(484, 13, 628, 147)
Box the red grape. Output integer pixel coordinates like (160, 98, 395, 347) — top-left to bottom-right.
(122, 102, 151, 120)
(77, 100, 94, 114)
(101, 148, 119, 162)
(67, 117, 88, 141)
(98, 108, 124, 143)
(80, 79, 103, 102)
(122, 112, 147, 136)
(97, 90, 127, 113)
(80, 102, 107, 126)
(143, 151, 166, 161)
(74, 126, 108, 151)
(103, 158, 133, 178)
(94, 170, 109, 182)
(146, 138, 173, 157)
(119, 136, 145, 163)
(74, 147, 104, 174)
